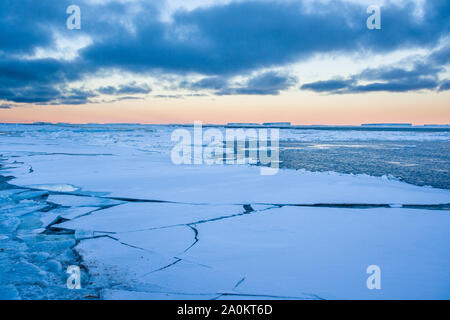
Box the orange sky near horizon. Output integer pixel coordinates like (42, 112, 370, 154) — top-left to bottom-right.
(1, 90, 449, 125)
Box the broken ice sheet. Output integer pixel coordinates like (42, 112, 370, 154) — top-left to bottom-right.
(1, 124, 450, 300)
(11, 190, 48, 201)
(39, 212, 61, 229)
(5, 258, 47, 286)
(46, 194, 121, 207)
(178, 206, 450, 300)
(58, 207, 101, 220)
(0, 189, 26, 200)
(115, 226, 196, 256)
(54, 203, 245, 233)
(139, 259, 244, 295)
(0, 217, 21, 233)
(102, 289, 217, 300)
(0, 202, 47, 217)
(39, 207, 101, 226)
(75, 237, 177, 289)
(0, 164, 31, 177)
(10, 151, 450, 205)
(74, 230, 111, 240)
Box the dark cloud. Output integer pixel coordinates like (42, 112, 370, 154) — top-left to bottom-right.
(301, 44, 449, 94)
(0, 58, 81, 88)
(182, 72, 295, 95)
(80, 0, 450, 76)
(0, 0, 72, 54)
(349, 78, 439, 93)
(439, 81, 450, 92)
(301, 73, 440, 94)
(98, 82, 151, 95)
(358, 63, 443, 82)
(181, 77, 228, 91)
(0, 85, 61, 104)
(0, 104, 11, 109)
(430, 44, 450, 65)
(0, 0, 449, 103)
(56, 88, 98, 105)
(301, 79, 355, 93)
(0, 56, 92, 104)
(228, 71, 296, 95)
(0, 83, 97, 105)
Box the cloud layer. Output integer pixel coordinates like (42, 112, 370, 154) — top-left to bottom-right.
(301, 44, 450, 93)
(0, 0, 449, 105)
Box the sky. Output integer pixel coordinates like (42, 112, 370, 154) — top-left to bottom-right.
(0, 0, 449, 125)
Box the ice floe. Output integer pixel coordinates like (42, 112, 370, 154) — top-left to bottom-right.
(1, 124, 449, 300)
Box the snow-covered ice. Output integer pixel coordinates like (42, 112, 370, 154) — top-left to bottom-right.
(0, 124, 449, 299)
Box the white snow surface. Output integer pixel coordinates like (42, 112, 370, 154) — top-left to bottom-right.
(0, 124, 449, 300)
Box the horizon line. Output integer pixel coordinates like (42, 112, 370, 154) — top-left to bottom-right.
(1, 121, 450, 127)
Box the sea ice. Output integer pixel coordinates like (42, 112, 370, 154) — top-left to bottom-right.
(54, 203, 246, 233)
(0, 124, 449, 300)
